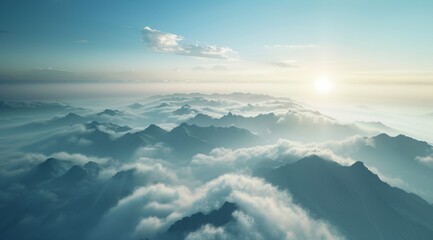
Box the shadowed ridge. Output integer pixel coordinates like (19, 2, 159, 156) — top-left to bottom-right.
(265, 155, 433, 240)
(165, 202, 238, 239)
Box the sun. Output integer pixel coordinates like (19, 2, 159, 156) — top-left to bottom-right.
(314, 77, 333, 94)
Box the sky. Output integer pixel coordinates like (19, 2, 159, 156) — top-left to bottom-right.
(1, 0, 433, 110)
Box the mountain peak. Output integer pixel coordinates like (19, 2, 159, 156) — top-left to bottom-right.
(98, 109, 122, 116)
(294, 154, 335, 166)
(64, 112, 81, 118)
(167, 201, 238, 235)
(351, 161, 367, 169)
(142, 124, 168, 136)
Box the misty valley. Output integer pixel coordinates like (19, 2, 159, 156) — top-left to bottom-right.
(1, 93, 433, 240)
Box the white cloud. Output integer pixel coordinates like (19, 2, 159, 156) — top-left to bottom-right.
(265, 44, 318, 48)
(142, 26, 236, 59)
(90, 174, 343, 240)
(272, 60, 299, 68)
(415, 154, 433, 168)
(189, 139, 354, 181)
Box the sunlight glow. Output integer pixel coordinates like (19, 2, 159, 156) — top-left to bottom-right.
(314, 77, 333, 94)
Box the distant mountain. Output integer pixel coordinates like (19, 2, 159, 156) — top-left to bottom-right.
(354, 121, 397, 135)
(173, 104, 198, 115)
(23, 122, 262, 161)
(153, 102, 170, 108)
(147, 92, 287, 103)
(265, 155, 433, 240)
(1, 113, 88, 135)
(0, 164, 145, 240)
(85, 121, 131, 133)
(187, 112, 366, 142)
(159, 202, 238, 240)
(22, 123, 135, 159)
(21, 158, 74, 187)
(96, 109, 124, 117)
(0, 100, 82, 115)
(127, 103, 144, 109)
(163, 123, 263, 160)
(346, 133, 433, 202)
(169, 123, 263, 148)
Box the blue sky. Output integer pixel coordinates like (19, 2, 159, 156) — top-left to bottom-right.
(1, 0, 433, 106)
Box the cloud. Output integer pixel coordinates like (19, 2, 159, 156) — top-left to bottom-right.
(188, 139, 355, 181)
(76, 40, 88, 43)
(192, 65, 229, 71)
(265, 44, 317, 48)
(90, 174, 343, 240)
(272, 60, 299, 68)
(142, 26, 236, 59)
(415, 154, 433, 168)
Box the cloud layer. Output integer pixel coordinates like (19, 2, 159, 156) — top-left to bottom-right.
(142, 26, 236, 59)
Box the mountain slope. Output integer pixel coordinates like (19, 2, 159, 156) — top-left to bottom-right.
(187, 111, 367, 142)
(160, 202, 238, 240)
(265, 155, 433, 240)
(349, 133, 433, 202)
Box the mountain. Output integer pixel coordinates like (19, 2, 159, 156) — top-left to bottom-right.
(0, 101, 82, 115)
(21, 158, 74, 187)
(354, 121, 397, 135)
(173, 104, 198, 115)
(153, 102, 170, 108)
(23, 122, 261, 161)
(140, 124, 169, 140)
(159, 202, 238, 240)
(22, 123, 137, 159)
(187, 112, 366, 142)
(1, 113, 88, 135)
(85, 121, 131, 133)
(265, 155, 433, 240)
(170, 123, 263, 148)
(162, 123, 263, 160)
(347, 133, 433, 202)
(96, 109, 124, 117)
(127, 103, 144, 109)
(0, 165, 144, 240)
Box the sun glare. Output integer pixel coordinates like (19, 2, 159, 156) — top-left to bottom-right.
(314, 77, 333, 94)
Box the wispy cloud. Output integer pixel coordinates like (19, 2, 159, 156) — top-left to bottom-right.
(265, 44, 317, 49)
(76, 39, 89, 43)
(272, 60, 299, 68)
(192, 65, 229, 71)
(142, 26, 236, 60)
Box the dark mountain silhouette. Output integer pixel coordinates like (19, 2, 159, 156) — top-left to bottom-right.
(153, 102, 170, 108)
(96, 109, 123, 117)
(0, 165, 145, 240)
(158, 202, 238, 240)
(0, 101, 82, 115)
(21, 158, 74, 187)
(127, 103, 144, 109)
(187, 111, 367, 142)
(173, 104, 198, 115)
(1, 113, 88, 135)
(265, 155, 433, 240)
(141, 124, 168, 139)
(162, 123, 263, 160)
(23, 123, 261, 161)
(85, 121, 131, 133)
(354, 121, 397, 135)
(348, 133, 433, 202)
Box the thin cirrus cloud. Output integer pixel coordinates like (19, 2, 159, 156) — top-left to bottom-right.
(142, 26, 236, 60)
(265, 44, 318, 48)
(272, 60, 299, 68)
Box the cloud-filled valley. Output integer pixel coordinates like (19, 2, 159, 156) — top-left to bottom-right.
(1, 93, 433, 240)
